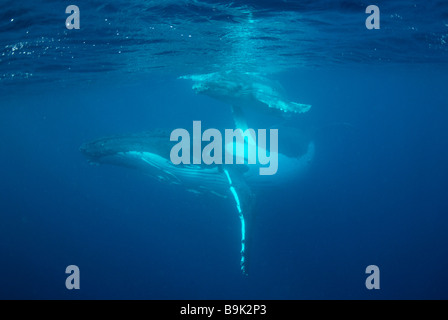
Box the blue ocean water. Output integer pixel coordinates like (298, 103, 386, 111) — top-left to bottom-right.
(1, 0, 448, 299)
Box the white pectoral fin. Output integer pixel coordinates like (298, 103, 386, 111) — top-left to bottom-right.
(254, 90, 312, 114)
(223, 168, 255, 275)
(253, 90, 274, 109)
(289, 101, 312, 113)
(274, 100, 312, 113)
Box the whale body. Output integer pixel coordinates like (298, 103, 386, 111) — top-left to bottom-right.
(180, 71, 312, 115)
(80, 129, 314, 274)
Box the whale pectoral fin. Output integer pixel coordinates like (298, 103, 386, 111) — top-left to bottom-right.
(289, 101, 312, 113)
(253, 90, 312, 114)
(223, 168, 255, 275)
(252, 90, 273, 109)
(270, 100, 312, 114)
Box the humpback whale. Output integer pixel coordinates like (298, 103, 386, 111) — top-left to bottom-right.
(179, 71, 312, 115)
(80, 128, 314, 275)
